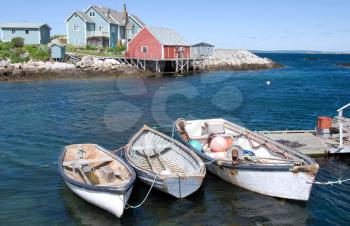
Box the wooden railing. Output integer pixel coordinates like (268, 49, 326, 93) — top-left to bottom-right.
(86, 31, 109, 38)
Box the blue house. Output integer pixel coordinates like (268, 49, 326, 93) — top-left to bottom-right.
(66, 4, 145, 48)
(0, 23, 51, 45)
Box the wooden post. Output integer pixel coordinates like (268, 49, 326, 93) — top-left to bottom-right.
(181, 58, 184, 74)
(187, 58, 189, 72)
(175, 59, 178, 73)
(156, 60, 159, 76)
(339, 109, 344, 149)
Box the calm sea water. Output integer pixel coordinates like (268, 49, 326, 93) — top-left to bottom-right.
(1, 53, 350, 225)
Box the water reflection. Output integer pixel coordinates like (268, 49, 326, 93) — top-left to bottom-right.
(61, 174, 310, 226)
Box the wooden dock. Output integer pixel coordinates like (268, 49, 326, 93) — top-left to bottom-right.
(259, 103, 350, 156)
(99, 57, 203, 75)
(259, 130, 330, 156)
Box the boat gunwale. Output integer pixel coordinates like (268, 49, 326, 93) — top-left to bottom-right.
(125, 125, 206, 178)
(58, 144, 136, 194)
(175, 118, 318, 172)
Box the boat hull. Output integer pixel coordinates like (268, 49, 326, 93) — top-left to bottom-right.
(174, 118, 318, 201)
(125, 125, 206, 199)
(136, 169, 203, 198)
(205, 161, 314, 201)
(65, 181, 133, 218)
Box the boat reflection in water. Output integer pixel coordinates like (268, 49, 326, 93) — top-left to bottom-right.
(60, 173, 310, 225)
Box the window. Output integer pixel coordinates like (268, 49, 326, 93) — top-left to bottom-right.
(141, 46, 148, 53)
(89, 11, 95, 17)
(11, 29, 16, 34)
(99, 26, 103, 32)
(111, 26, 116, 32)
(25, 29, 29, 34)
(73, 25, 79, 31)
(75, 14, 77, 18)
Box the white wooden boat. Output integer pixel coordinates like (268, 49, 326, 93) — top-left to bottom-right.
(175, 118, 319, 201)
(58, 144, 136, 218)
(124, 125, 206, 198)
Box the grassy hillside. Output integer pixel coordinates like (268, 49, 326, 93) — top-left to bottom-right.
(0, 38, 50, 63)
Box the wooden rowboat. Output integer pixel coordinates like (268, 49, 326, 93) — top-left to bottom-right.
(124, 125, 206, 198)
(175, 118, 319, 201)
(58, 144, 136, 218)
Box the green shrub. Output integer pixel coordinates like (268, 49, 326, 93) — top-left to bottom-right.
(11, 37, 24, 48)
(24, 45, 50, 61)
(0, 41, 13, 51)
(85, 45, 96, 50)
(107, 45, 126, 54)
(116, 45, 126, 52)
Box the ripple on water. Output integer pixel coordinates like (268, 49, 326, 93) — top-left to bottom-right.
(1, 53, 350, 225)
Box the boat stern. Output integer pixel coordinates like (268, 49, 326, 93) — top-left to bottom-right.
(163, 175, 204, 198)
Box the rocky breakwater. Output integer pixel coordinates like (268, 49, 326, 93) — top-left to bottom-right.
(0, 60, 77, 79)
(196, 49, 282, 71)
(0, 56, 148, 81)
(76, 56, 132, 73)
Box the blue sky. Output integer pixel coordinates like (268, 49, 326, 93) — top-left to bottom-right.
(1, 0, 350, 51)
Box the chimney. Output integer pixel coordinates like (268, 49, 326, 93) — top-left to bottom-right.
(107, 8, 111, 17)
(122, 3, 128, 26)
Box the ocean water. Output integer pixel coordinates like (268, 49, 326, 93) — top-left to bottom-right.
(0, 53, 350, 225)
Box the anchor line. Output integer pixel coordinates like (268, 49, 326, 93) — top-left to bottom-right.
(121, 176, 157, 209)
(202, 158, 219, 165)
(112, 145, 127, 154)
(308, 178, 350, 185)
(38, 161, 58, 168)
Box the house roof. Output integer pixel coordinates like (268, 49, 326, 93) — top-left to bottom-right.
(76, 11, 94, 23)
(0, 23, 51, 29)
(192, 42, 215, 47)
(130, 15, 146, 27)
(91, 5, 119, 24)
(90, 5, 146, 27)
(49, 43, 65, 48)
(147, 26, 189, 46)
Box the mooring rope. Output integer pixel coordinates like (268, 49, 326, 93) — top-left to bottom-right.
(38, 161, 58, 168)
(171, 122, 175, 138)
(112, 145, 127, 154)
(122, 176, 157, 209)
(201, 158, 219, 165)
(308, 178, 350, 185)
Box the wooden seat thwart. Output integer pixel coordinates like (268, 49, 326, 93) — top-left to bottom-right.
(63, 157, 113, 167)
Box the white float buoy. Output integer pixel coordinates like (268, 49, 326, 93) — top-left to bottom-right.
(266, 81, 271, 86)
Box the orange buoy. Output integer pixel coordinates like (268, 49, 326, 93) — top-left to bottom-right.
(317, 117, 332, 129)
(210, 136, 228, 152)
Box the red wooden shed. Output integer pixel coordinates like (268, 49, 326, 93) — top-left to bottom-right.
(126, 26, 190, 60)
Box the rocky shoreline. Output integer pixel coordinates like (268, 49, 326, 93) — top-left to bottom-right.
(195, 49, 282, 71)
(0, 50, 282, 81)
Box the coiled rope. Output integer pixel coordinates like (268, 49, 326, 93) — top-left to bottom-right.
(308, 178, 350, 185)
(121, 176, 157, 209)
